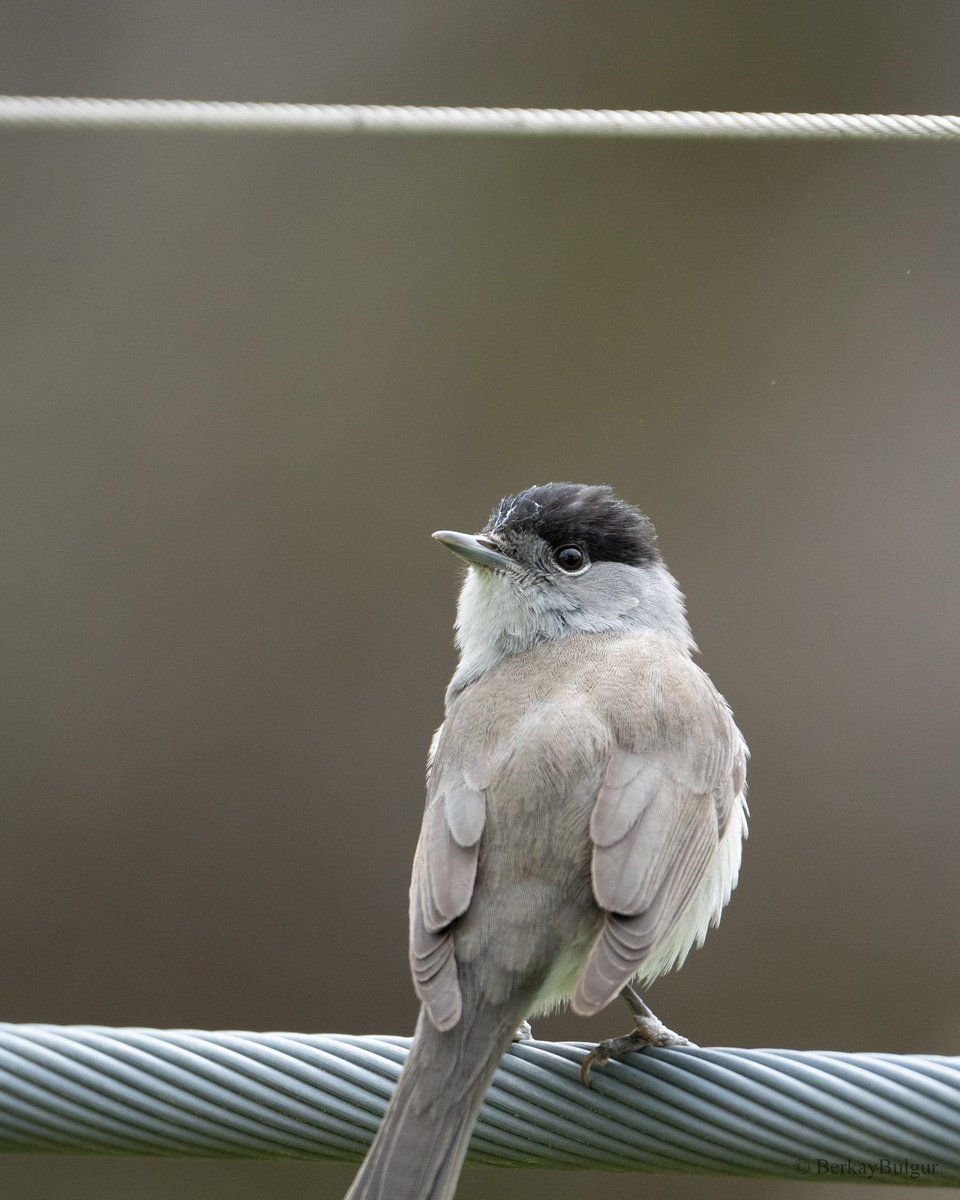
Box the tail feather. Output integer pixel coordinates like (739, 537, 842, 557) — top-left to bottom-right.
(345, 970, 531, 1200)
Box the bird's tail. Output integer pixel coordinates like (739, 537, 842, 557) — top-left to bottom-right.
(345, 970, 530, 1200)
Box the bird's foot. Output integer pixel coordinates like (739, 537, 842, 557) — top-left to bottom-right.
(580, 987, 696, 1086)
(512, 1020, 533, 1043)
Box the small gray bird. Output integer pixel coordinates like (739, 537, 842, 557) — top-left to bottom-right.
(345, 482, 748, 1200)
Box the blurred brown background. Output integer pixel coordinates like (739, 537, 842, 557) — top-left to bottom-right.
(1, 2, 959, 1197)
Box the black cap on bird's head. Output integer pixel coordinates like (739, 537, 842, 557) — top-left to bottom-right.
(433, 483, 660, 576)
(484, 483, 660, 569)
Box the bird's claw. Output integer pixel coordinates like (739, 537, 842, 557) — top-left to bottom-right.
(580, 1020, 696, 1087)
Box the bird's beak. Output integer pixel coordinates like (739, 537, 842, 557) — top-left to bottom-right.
(432, 530, 514, 571)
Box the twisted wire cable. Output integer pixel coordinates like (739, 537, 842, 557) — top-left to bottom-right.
(1, 97, 960, 140)
(0, 1025, 956, 1183)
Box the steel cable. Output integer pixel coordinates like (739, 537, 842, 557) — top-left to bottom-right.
(1, 97, 960, 140)
(0, 1026, 955, 1184)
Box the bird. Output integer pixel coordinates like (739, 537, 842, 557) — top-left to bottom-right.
(345, 482, 749, 1200)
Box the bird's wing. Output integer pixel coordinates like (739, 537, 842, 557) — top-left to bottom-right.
(574, 673, 748, 1016)
(409, 739, 488, 1031)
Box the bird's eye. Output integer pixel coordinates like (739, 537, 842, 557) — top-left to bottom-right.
(554, 545, 587, 573)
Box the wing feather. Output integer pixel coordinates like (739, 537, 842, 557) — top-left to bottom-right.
(409, 751, 488, 1030)
(589, 754, 662, 848)
(575, 695, 747, 1017)
(443, 781, 486, 847)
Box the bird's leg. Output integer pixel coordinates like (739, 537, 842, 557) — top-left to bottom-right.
(580, 985, 696, 1086)
(618, 984, 696, 1046)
